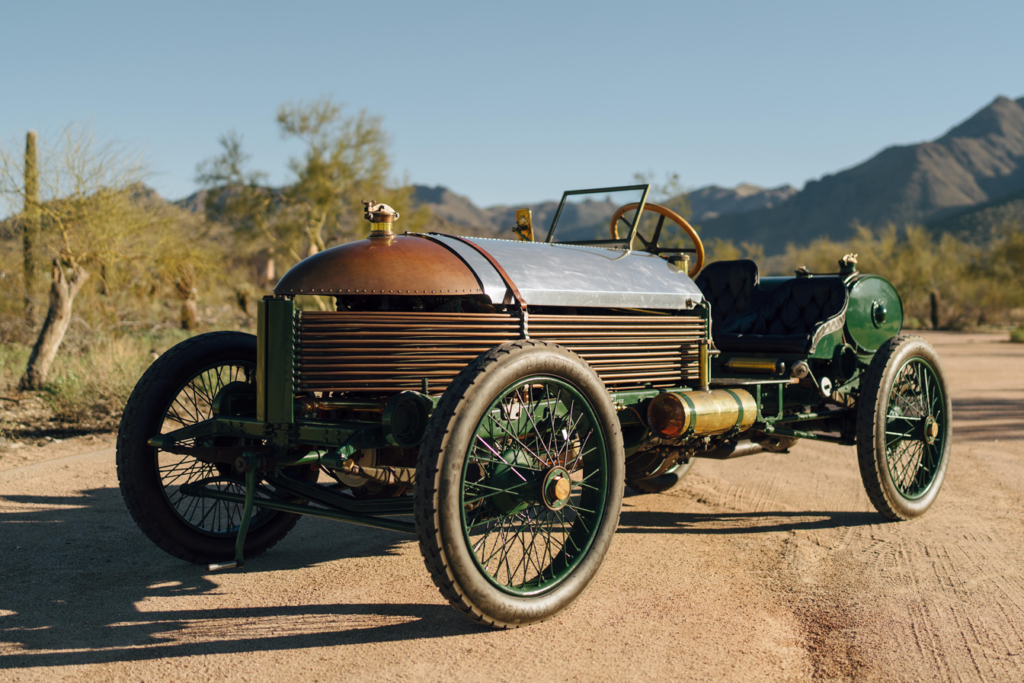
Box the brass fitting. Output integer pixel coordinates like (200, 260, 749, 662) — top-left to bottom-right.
(363, 200, 400, 239)
(723, 357, 785, 375)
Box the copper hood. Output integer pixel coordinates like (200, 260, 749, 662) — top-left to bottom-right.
(274, 235, 484, 297)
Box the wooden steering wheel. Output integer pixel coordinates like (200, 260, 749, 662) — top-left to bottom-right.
(609, 202, 705, 278)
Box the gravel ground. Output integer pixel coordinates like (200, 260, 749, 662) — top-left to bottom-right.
(1, 331, 1022, 682)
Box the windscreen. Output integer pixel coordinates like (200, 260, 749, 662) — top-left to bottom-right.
(545, 185, 649, 246)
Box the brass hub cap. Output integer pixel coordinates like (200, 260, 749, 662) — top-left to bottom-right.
(542, 467, 572, 511)
(924, 416, 940, 445)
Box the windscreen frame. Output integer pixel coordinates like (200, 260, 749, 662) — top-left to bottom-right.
(543, 184, 651, 250)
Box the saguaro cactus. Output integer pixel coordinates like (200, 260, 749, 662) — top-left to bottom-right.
(23, 131, 41, 319)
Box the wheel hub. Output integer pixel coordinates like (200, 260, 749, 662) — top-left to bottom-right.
(542, 467, 572, 511)
(923, 415, 940, 445)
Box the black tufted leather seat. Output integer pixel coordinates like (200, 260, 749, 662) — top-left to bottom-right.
(694, 260, 759, 330)
(715, 277, 849, 354)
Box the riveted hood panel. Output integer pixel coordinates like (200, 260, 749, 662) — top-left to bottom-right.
(274, 235, 484, 297)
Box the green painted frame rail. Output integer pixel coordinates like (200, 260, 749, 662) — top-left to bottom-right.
(180, 483, 416, 535)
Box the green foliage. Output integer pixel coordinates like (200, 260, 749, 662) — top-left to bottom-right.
(0, 125, 233, 395)
(2, 126, 220, 288)
(703, 238, 764, 263)
(197, 97, 430, 272)
(1011, 327, 1024, 343)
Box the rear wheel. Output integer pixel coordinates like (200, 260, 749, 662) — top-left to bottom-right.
(857, 335, 952, 520)
(415, 341, 624, 628)
(117, 332, 310, 564)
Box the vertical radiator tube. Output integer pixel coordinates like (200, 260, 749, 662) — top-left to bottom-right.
(257, 297, 295, 424)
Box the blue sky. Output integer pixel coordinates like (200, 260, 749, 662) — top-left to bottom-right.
(2, 1, 1022, 207)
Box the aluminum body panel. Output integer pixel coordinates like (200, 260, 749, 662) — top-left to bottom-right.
(429, 235, 704, 309)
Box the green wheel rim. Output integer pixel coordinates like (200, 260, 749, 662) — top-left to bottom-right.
(460, 376, 609, 597)
(884, 356, 947, 500)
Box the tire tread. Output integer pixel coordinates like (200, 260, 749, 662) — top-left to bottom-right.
(855, 334, 950, 521)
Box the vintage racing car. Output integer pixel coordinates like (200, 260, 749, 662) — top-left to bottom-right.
(117, 184, 952, 628)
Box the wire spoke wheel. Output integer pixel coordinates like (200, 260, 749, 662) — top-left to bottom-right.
(462, 377, 608, 595)
(117, 332, 306, 564)
(416, 341, 624, 628)
(155, 362, 274, 536)
(883, 358, 946, 499)
(857, 335, 952, 520)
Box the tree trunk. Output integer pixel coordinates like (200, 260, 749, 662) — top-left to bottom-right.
(930, 290, 940, 330)
(263, 258, 276, 288)
(181, 300, 199, 330)
(176, 273, 200, 331)
(19, 260, 89, 390)
(235, 288, 252, 315)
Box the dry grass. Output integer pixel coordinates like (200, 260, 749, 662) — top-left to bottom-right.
(40, 334, 178, 425)
(0, 329, 198, 435)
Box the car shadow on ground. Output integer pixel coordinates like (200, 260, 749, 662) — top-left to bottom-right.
(1, 486, 886, 670)
(0, 486, 481, 670)
(617, 507, 886, 535)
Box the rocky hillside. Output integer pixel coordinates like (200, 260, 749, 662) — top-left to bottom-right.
(927, 184, 1024, 238)
(413, 186, 569, 238)
(700, 95, 1024, 251)
(688, 183, 796, 221)
(412, 182, 797, 237)
(170, 94, 1024, 251)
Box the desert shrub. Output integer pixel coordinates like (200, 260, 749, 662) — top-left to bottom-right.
(758, 222, 1024, 329)
(1011, 327, 1024, 344)
(39, 329, 191, 426)
(0, 341, 31, 391)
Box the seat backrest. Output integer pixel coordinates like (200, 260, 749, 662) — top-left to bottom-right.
(722, 276, 848, 338)
(694, 260, 759, 328)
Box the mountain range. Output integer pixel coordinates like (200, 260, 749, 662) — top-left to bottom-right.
(412, 95, 1024, 252)
(6, 95, 1022, 260)
(412, 182, 799, 239)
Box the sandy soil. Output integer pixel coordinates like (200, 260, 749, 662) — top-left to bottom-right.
(1, 331, 1022, 682)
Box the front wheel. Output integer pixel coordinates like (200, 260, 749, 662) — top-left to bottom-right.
(415, 341, 624, 628)
(856, 335, 952, 520)
(116, 332, 309, 564)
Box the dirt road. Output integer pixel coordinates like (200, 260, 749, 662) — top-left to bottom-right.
(2, 331, 1022, 682)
